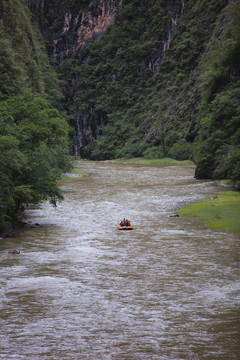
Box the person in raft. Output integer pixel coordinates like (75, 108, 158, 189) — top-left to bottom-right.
(120, 218, 131, 227)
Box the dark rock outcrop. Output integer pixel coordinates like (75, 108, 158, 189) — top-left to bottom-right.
(26, 0, 123, 64)
(8, 249, 21, 254)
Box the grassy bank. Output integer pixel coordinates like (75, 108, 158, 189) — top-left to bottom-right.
(177, 191, 240, 235)
(59, 168, 88, 182)
(109, 157, 194, 166)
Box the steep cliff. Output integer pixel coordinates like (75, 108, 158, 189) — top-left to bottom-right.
(27, 0, 186, 156)
(0, 0, 61, 103)
(25, 0, 240, 186)
(26, 0, 123, 64)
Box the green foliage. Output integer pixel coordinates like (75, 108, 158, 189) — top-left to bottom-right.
(225, 148, 240, 188)
(0, 134, 26, 231)
(23, 0, 239, 189)
(145, 0, 231, 146)
(199, 4, 240, 104)
(167, 141, 194, 161)
(25, 0, 240, 189)
(194, 3, 240, 183)
(0, 0, 72, 233)
(196, 75, 240, 181)
(143, 146, 164, 159)
(0, 94, 72, 234)
(58, 0, 170, 159)
(0, 0, 62, 105)
(57, 0, 236, 172)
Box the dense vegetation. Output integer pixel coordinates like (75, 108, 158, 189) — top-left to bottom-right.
(56, 0, 239, 187)
(0, 0, 72, 234)
(195, 2, 240, 184)
(58, 0, 175, 159)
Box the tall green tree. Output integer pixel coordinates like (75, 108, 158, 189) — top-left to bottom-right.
(0, 94, 72, 233)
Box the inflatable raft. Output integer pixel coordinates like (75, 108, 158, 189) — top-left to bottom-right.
(117, 226, 134, 230)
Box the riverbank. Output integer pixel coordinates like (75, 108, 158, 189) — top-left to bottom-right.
(59, 168, 89, 182)
(109, 157, 193, 166)
(177, 190, 240, 235)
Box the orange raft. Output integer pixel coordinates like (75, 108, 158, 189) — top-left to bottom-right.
(117, 226, 134, 230)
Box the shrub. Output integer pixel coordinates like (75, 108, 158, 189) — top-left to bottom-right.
(167, 141, 194, 161)
(226, 148, 240, 188)
(143, 146, 164, 159)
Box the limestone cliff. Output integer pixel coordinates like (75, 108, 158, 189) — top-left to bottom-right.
(26, 0, 123, 64)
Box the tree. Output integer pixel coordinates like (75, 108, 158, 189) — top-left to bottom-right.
(0, 94, 72, 234)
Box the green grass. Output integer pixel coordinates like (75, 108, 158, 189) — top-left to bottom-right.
(59, 168, 88, 182)
(177, 191, 240, 235)
(71, 169, 88, 175)
(109, 157, 194, 166)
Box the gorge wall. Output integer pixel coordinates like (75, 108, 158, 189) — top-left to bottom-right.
(26, 0, 186, 156)
(25, 0, 240, 187)
(26, 0, 123, 64)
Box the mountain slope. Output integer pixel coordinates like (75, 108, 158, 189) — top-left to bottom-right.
(27, 0, 239, 186)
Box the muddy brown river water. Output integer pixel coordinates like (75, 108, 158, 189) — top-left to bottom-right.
(0, 160, 239, 359)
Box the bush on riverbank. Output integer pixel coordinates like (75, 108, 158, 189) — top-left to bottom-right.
(177, 191, 240, 235)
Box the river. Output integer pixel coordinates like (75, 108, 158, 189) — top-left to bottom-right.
(0, 160, 239, 359)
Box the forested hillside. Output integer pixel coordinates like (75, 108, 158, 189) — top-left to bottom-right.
(29, 0, 240, 187)
(0, 0, 72, 234)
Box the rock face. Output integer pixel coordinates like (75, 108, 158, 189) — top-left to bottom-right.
(26, 0, 186, 156)
(26, 0, 123, 64)
(161, 0, 186, 62)
(72, 111, 107, 157)
(68, 1, 186, 156)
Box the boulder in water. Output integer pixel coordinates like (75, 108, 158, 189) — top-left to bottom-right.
(8, 249, 20, 254)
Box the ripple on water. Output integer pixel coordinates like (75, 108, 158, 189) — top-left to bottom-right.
(0, 161, 239, 360)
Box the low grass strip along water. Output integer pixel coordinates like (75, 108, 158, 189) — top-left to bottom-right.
(59, 168, 89, 182)
(177, 191, 240, 235)
(110, 157, 193, 166)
